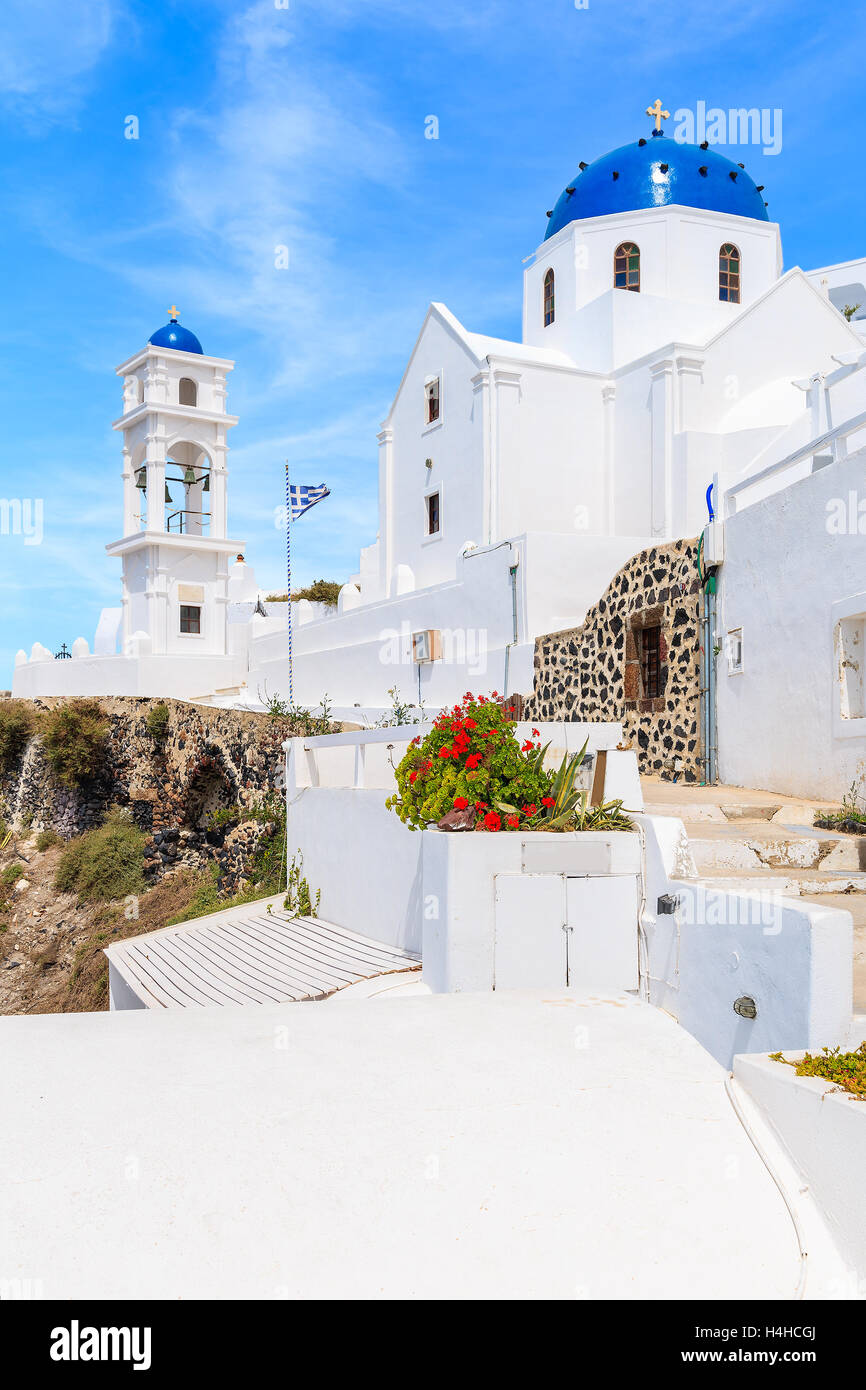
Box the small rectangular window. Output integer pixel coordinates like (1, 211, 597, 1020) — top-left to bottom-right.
(725, 628, 744, 675)
(837, 617, 864, 717)
(425, 378, 440, 424)
(426, 492, 440, 536)
(640, 625, 661, 698)
(180, 604, 201, 635)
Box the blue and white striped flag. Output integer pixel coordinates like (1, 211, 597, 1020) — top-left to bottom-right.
(289, 483, 330, 521)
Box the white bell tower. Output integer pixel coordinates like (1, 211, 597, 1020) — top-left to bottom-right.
(108, 308, 243, 662)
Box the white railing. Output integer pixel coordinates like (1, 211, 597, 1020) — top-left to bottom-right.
(284, 720, 625, 794)
(726, 408, 866, 513)
(285, 725, 436, 792)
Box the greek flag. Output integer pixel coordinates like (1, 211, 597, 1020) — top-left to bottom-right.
(289, 483, 330, 521)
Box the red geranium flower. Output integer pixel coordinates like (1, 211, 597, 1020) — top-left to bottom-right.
(463, 717, 477, 730)
(507, 814, 520, 829)
(542, 796, 556, 807)
(474, 801, 487, 812)
(522, 803, 537, 816)
(409, 771, 418, 783)
(466, 753, 482, 770)
(483, 811, 501, 832)
(438, 746, 452, 760)
(453, 796, 469, 810)
(531, 728, 540, 738)
(521, 740, 534, 752)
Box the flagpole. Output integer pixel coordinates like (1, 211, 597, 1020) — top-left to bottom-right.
(285, 460, 294, 703)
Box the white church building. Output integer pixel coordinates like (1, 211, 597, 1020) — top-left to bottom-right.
(13, 108, 866, 798)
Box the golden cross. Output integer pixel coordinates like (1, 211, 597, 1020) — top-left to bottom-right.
(646, 99, 670, 132)
(168, 304, 179, 321)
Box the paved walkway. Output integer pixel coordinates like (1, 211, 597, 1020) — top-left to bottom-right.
(0, 991, 830, 1299)
(106, 896, 419, 1008)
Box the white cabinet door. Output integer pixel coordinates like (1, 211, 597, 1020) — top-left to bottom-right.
(565, 875, 639, 991)
(493, 874, 567, 989)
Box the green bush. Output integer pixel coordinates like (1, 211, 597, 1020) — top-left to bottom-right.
(42, 699, 109, 788)
(771, 1042, 866, 1098)
(145, 702, 170, 741)
(1, 863, 23, 888)
(387, 693, 553, 831)
(36, 829, 63, 851)
(291, 579, 341, 606)
(386, 693, 634, 834)
(0, 701, 34, 771)
(55, 808, 146, 903)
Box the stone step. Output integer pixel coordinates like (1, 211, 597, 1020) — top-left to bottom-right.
(671, 871, 866, 896)
(686, 833, 866, 874)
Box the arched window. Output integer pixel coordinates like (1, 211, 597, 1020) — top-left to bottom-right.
(614, 242, 640, 292)
(543, 268, 555, 326)
(179, 377, 198, 407)
(719, 244, 740, 303)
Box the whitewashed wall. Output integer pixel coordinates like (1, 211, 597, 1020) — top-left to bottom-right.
(717, 451, 866, 800)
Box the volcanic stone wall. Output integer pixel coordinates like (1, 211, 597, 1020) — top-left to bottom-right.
(0, 698, 288, 893)
(524, 539, 703, 781)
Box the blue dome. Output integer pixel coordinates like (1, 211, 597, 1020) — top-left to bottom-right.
(545, 133, 769, 239)
(148, 319, 204, 354)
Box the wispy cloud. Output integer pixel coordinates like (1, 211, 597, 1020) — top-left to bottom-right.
(0, 0, 115, 122)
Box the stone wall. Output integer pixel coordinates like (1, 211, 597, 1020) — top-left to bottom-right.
(0, 698, 289, 893)
(524, 539, 703, 781)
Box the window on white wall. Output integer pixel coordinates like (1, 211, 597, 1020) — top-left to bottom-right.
(725, 628, 744, 675)
(838, 614, 866, 719)
(543, 268, 555, 326)
(719, 244, 741, 303)
(179, 377, 198, 407)
(426, 491, 441, 536)
(180, 604, 201, 635)
(425, 377, 440, 424)
(614, 242, 640, 292)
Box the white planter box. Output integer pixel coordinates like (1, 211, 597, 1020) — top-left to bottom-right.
(422, 829, 641, 994)
(734, 1050, 866, 1284)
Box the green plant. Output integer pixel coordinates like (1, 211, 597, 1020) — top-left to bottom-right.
(284, 851, 320, 918)
(145, 702, 170, 742)
(530, 742, 589, 829)
(387, 693, 634, 835)
(814, 778, 866, 833)
(36, 829, 63, 851)
(41, 699, 109, 788)
(376, 686, 425, 728)
(263, 580, 341, 606)
(54, 807, 146, 903)
(292, 579, 341, 606)
(170, 864, 223, 922)
(770, 1042, 866, 1099)
(0, 701, 34, 771)
(842, 303, 862, 322)
(387, 692, 554, 831)
(1, 863, 23, 888)
(257, 684, 337, 735)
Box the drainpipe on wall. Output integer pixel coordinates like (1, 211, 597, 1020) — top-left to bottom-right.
(503, 549, 520, 699)
(701, 575, 719, 785)
(699, 476, 721, 784)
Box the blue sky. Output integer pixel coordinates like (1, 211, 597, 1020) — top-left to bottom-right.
(0, 0, 864, 684)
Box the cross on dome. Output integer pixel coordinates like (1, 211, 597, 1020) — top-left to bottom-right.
(646, 98, 670, 133)
(168, 305, 180, 322)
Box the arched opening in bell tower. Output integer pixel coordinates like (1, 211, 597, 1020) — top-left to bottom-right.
(165, 441, 213, 535)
